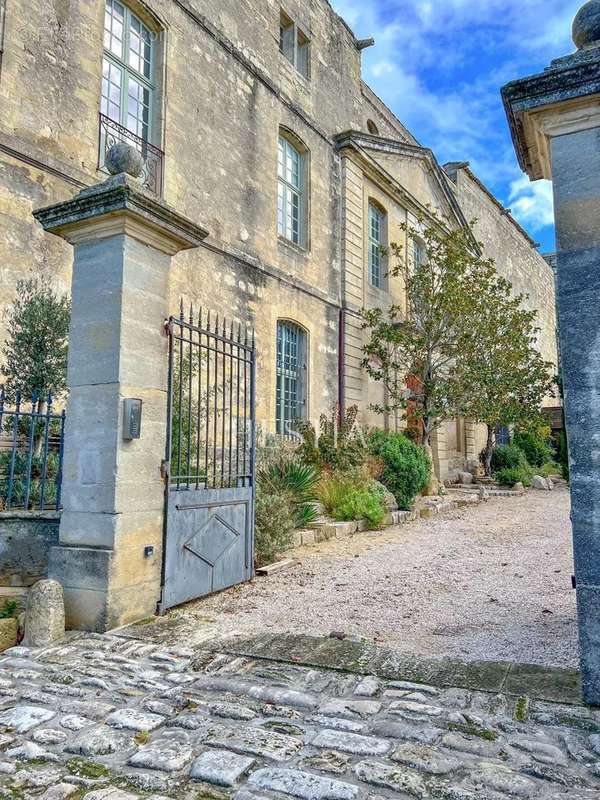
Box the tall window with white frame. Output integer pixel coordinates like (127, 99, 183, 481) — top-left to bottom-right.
(102, 1, 155, 142)
(413, 238, 427, 269)
(276, 321, 308, 436)
(368, 202, 385, 289)
(100, 1, 164, 194)
(278, 135, 306, 247)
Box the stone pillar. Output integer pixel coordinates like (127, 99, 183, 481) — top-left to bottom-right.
(464, 422, 479, 469)
(502, 1, 600, 704)
(33, 172, 208, 631)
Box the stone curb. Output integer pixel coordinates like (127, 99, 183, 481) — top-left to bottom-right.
(203, 632, 584, 707)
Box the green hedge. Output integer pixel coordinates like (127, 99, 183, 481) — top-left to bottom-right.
(368, 430, 430, 510)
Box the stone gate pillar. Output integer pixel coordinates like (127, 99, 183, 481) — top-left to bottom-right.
(33, 169, 208, 631)
(502, 1, 600, 704)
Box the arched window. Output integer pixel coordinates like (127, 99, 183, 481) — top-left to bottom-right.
(276, 320, 308, 435)
(367, 119, 379, 135)
(102, 1, 156, 142)
(368, 201, 386, 288)
(278, 131, 309, 248)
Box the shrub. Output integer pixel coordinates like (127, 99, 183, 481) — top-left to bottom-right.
(254, 489, 295, 566)
(490, 443, 528, 473)
(367, 430, 431, 510)
(495, 466, 533, 488)
(296, 405, 367, 473)
(317, 474, 386, 530)
(333, 485, 386, 530)
(540, 461, 561, 478)
(258, 461, 319, 528)
(0, 601, 17, 619)
(513, 429, 554, 468)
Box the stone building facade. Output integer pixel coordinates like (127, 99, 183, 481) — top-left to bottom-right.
(0, 0, 557, 480)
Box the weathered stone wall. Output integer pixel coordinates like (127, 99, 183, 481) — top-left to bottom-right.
(0, 513, 60, 587)
(0, 0, 558, 467)
(445, 165, 558, 373)
(0, 0, 413, 431)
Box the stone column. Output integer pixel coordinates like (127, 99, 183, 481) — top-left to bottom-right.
(502, 1, 600, 704)
(33, 171, 208, 631)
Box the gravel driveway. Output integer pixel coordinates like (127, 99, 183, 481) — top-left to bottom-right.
(182, 487, 578, 668)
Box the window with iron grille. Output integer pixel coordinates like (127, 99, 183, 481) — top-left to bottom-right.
(278, 134, 307, 247)
(368, 202, 385, 288)
(102, 0, 155, 142)
(279, 9, 310, 79)
(276, 321, 307, 436)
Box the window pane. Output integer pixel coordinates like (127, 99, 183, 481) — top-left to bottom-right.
(128, 12, 153, 79)
(126, 77, 150, 139)
(280, 16, 295, 63)
(101, 58, 122, 123)
(297, 32, 309, 78)
(104, 0, 125, 59)
(368, 204, 383, 288)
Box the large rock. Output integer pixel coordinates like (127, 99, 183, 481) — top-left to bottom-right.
(23, 580, 65, 647)
(458, 471, 474, 485)
(532, 476, 550, 491)
(373, 482, 398, 511)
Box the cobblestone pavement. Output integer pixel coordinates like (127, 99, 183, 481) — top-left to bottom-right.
(0, 630, 599, 799)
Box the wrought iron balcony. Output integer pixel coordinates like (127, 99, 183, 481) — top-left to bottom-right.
(98, 113, 164, 196)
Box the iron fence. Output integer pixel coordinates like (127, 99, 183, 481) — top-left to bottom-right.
(167, 303, 256, 491)
(98, 113, 164, 196)
(0, 387, 65, 512)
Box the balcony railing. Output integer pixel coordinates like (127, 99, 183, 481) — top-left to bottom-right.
(98, 113, 164, 197)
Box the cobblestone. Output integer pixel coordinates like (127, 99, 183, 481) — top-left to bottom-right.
(0, 632, 598, 799)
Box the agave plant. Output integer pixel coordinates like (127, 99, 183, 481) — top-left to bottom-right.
(257, 460, 320, 528)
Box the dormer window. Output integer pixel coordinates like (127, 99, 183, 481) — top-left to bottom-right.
(280, 10, 310, 79)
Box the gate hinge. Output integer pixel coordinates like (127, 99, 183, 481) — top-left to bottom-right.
(160, 459, 170, 481)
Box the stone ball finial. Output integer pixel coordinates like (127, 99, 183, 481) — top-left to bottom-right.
(105, 142, 144, 178)
(573, 1, 600, 48)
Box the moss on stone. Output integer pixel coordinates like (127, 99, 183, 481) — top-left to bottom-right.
(558, 714, 600, 732)
(447, 721, 499, 741)
(66, 757, 112, 779)
(514, 696, 529, 722)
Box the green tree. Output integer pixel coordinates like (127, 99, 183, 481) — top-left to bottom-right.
(362, 219, 498, 450)
(361, 217, 552, 480)
(1, 277, 70, 406)
(458, 281, 554, 476)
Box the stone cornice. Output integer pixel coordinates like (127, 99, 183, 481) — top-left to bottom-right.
(334, 131, 473, 240)
(502, 50, 600, 179)
(33, 174, 209, 255)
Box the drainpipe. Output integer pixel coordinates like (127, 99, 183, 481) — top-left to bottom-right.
(338, 307, 345, 416)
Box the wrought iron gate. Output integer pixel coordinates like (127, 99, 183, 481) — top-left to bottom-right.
(160, 304, 256, 612)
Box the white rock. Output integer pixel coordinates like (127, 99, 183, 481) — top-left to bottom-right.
(354, 676, 380, 697)
(532, 475, 550, 491)
(190, 749, 255, 786)
(0, 705, 55, 733)
(105, 708, 164, 732)
(248, 768, 359, 800)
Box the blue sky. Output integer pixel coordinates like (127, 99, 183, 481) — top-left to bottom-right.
(331, 0, 583, 253)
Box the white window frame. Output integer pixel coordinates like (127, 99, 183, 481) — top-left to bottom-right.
(279, 9, 310, 80)
(101, 0, 156, 143)
(413, 238, 427, 270)
(276, 320, 308, 436)
(368, 202, 385, 289)
(278, 133, 307, 248)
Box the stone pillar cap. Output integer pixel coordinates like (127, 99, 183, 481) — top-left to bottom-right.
(34, 173, 209, 255)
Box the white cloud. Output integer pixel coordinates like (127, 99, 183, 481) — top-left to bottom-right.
(508, 176, 555, 233)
